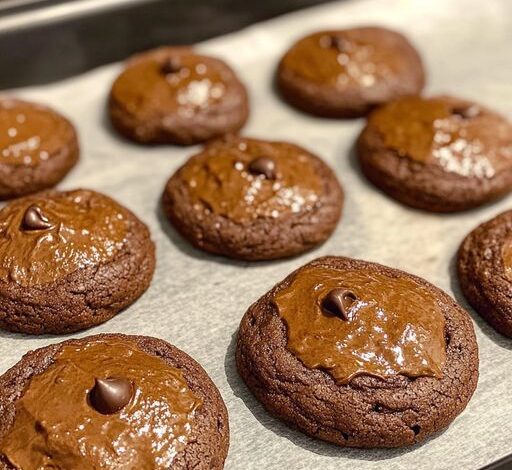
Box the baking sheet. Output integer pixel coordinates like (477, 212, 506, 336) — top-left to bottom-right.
(1, 0, 512, 468)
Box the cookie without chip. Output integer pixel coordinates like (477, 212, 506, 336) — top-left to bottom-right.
(357, 95, 512, 212)
(0, 189, 155, 334)
(109, 46, 249, 145)
(0, 333, 229, 469)
(236, 256, 479, 448)
(277, 27, 425, 117)
(162, 136, 343, 260)
(458, 210, 512, 337)
(0, 98, 79, 199)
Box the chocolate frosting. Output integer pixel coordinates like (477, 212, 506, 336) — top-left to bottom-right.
(369, 96, 512, 178)
(111, 50, 230, 120)
(0, 190, 129, 286)
(0, 99, 75, 167)
(179, 138, 323, 223)
(274, 265, 447, 383)
(0, 339, 202, 469)
(281, 29, 407, 89)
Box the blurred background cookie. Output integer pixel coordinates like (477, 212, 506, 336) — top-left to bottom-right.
(357, 96, 512, 212)
(0, 99, 79, 199)
(109, 47, 249, 145)
(277, 27, 425, 117)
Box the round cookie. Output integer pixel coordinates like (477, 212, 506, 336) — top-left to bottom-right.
(162, 136, 343, 260)
(0, 98, 79, 199)
(0, 333, 229, 469)
(357, 95, 512, 212)
(458, 210, 512, 338)
(236, 256, 479, 448)
(0, 189, 155, 334)
(277, 27, 425, 118)
(109, 46, 249, 145)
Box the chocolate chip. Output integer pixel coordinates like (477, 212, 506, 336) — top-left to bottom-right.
(321, 288, 357, 321)
(160, 58, 182, 75)
(21, 205, 53, 231)
(89, 377, 133, 415)
(452, 104, 480, 119)
(248, 157, 277, 180)
(325, 35, 350, 52)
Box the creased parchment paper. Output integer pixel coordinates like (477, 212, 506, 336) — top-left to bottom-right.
(1, 0, 511, 468)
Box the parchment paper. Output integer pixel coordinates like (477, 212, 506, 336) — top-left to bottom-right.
(1, 0, 511, 468)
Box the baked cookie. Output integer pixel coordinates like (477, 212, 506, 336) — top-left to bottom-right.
(357, 95, 512, 212)
(0, 333, 229, 469)
(458, 211, 512, 337)
(109, 46, 249, 145)
(0, 98, 79, 199)
(162, 136, 343, 260)
(0, 189, 155, 334)
(277, 27, 425, 118)
(236, 256, 479, 448)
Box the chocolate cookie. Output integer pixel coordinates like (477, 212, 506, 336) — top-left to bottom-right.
(0, 333, 229, 469)
(277, 27, 425, 118)
(162, 136, 343, 260)
(0, 189, 155, 334)
(236, 256, 479, 448)
(109, 46, 249, 145)
(357, 95, 512, 212)
(0, 98, 79, 199)
(458, 211, 512, 337)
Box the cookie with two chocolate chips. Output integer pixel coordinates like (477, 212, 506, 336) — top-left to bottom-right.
(109, 46, 249, 145)
(0, 189, 155, 334)
(277, 27, 425, 118)
(236, 256, 479, 448)
(458, 210, 512, 338)
(0, 334, 229, 469)
(357, 95, 512, 212)
(162, 136, 343, 260)
(0, 99, 79, 199)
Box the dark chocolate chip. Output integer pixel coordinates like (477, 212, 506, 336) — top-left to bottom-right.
(452, 104, 480, 119)
(21, 205, 54, 231)
(248, 157, 277, 180)
(321, 288, 358, 321)
(160, 58, 182, 75)
(89, 377, 134, 415)
(327, 35, 350, 52)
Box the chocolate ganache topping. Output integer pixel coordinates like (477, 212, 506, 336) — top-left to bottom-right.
(0, 339, 202, 469)
(274, 265, 447, 383)
(281, 30, 408, 89)
(179, 138, 322, 223)
(0, 99, 76, 167)
(0, 190, 130, 286)
(368, 96, 512, 179)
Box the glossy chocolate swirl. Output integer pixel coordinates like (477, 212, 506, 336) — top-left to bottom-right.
(369, 96, 512, 179)
(0, 190, 129, 286)
(0, 339, 202, 469)
(0, 99, 76, 167)
(179, 138, 322, 223)
(274, 265, 447, 383)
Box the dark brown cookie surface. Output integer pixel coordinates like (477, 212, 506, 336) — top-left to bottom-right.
(458, 210, 512, 337)
(277, 27, 425, 118)
(357, 95, 512, 212)
(0, 99, 79, 199)
(0, 333, 229, 469)
(236, 256, 479, 448)
(0, 189, 155, 334)
(109, 46, 249, 145)
(162, 136, 343, 260)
